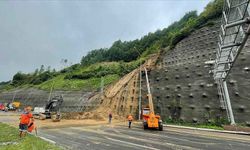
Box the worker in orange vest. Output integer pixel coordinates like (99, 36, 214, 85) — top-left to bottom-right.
(19, 106, 33, 138)
(127, 114, 133, 128)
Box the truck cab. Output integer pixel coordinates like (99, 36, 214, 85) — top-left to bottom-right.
(142, 107, 163, 130)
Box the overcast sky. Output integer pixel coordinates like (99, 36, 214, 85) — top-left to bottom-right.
(0, 0, 211, 82)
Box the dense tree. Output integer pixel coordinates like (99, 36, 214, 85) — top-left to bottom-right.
(34, 68, 39, 76)
(12, 72, 29, 85)
(47, 66, 51, 72)
(39, 65, 45, 74)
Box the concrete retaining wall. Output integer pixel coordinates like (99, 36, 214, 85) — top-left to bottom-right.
(0, 88, 96, 112)
(140, 21, 250, 124)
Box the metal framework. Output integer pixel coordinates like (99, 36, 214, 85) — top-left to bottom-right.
(214, 0, 250, 124)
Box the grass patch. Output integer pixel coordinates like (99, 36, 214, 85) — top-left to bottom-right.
(37, 74, 120, 91)
(164, 118, 226, 130)
(35, 60, 140, 91)
(195, 124, 224, 130)
(0, 123, 61, 150)
(1, 60, 137, 91)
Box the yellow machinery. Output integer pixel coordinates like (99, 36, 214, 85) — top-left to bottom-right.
(142, 67, 163, 131)
(5, 101, 21, 111)
(12, 102, 21, 109)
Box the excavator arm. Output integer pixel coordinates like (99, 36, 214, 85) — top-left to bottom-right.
(42, 95, 63, 119)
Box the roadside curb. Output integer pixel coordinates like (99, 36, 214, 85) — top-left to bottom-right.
(164, 124, 250, 135)
(38, 136, 56, 144)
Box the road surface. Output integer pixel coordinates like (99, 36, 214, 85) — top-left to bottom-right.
(1, 111, 250, 150)
(39, 124, 250, 150)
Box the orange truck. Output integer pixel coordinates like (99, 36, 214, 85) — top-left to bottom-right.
(142, 67, 163, 131)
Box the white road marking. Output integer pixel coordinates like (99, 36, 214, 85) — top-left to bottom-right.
(71, 126, 200, 149)
(116, 128, 215, 145)
(39, 136, 56, 144)
(105, 136, 160, 150)
(165, 125, 250, 135)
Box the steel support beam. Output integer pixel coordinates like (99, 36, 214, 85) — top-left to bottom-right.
(221, 42, 241, 49)
(138, 66, 142, 120)
(222, 81, 235, 125)
(224, 24, 250, 79)
(225, 17, 250, 28)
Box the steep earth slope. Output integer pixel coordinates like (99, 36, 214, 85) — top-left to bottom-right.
(80, 54, 159, 120)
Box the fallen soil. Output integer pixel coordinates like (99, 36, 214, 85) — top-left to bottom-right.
(223, 125, 250, 132)
(3, 112, 250, 133)
(0, 113, 126, 130)
(62, 111, 124, 121)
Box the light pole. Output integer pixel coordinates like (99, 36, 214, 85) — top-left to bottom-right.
(138, 58, 142, 120)
(48, 78, 55, 102)
(135, 47, 142, 120)
(47, 71, 57, 102)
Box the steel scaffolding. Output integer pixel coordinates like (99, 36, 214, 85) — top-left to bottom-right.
(214, 0, 250, 124)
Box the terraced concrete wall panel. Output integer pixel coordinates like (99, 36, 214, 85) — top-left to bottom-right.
(140, 22, 229, 123)
(227, 40, 250, 123)
(0, 88, 94, 112)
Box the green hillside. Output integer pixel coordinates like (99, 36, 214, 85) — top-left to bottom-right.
(0, 0, 223, 91)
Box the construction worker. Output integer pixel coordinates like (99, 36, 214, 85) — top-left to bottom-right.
(108, 112, 112, 124)
(127, 114, 133, 128)
(19, 106, 33, 138)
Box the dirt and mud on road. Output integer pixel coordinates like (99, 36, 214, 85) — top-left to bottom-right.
(0, 111, 125, 130)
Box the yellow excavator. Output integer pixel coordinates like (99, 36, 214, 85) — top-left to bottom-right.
(142, 67, 163, 131)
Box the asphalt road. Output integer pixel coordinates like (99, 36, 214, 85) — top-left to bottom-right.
(38, 124, 250, 150)
(1, 111, 250, 150)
